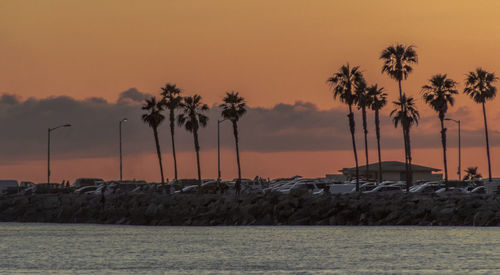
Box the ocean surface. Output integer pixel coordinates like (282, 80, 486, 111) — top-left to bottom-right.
(0, 223, 498, 274)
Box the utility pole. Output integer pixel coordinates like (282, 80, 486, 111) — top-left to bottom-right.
(48, 124, 72, 184)
(119, 118, 127, 181)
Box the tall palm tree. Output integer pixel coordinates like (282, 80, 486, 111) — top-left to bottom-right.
(327, 63, 365, 191)
(367, 84, 387, 183)
(380, 44, 418, 98)
(142, 96, 166, 184)
(390, 95, 420, 191)
(422, 74, 458, 188)
(160, 83, 183, 181)
(463, 166, 482, 181)
(354, 79, 370, 177)
(464, 68, 498, 182)
(380, 44, 418, 186)
(178, 94, 209, 187)
(220, 91, 247, 183)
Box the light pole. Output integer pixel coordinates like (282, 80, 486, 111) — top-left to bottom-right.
(48, 124, 72, 184)
(119, 118, 128, 181)
(217, 119, 228, 182)
(445, 118, 461, 180)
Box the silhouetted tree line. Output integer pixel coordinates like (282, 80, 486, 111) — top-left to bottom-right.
(328, 44, 498, 192)
(142, 86, 246, 190)
(141, 44, 497, 193)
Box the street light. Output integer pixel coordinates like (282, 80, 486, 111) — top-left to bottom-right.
(119, 118, 127, 181)
(217, 119, 228, 182)
(48, 123, 72, 184)
(445, 118, 461, 180)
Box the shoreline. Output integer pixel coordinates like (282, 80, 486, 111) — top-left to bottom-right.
(1, 191, 499, 226)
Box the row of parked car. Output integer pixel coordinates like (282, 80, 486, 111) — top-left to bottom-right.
(260, 177, 488, 195)
(0, 177, 492, 197)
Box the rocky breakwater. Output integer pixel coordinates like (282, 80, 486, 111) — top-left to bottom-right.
(0, 190, 499, 226)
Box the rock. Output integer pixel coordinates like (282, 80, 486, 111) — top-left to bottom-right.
(41, 196, 60, 209)
(473, 211, 494, 226)
(145, 203, 158, 217)
(0, 192, 498, 226)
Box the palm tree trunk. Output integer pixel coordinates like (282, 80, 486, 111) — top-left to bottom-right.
(399, 79, 410, 189)
(362, 106, 369, 177)
(406, 126, 413, 191)
(169, 109, 178, 181)
(193, 128, 202, 188)
(440, 117, 449, 189)
(375, 109, 383, 183)
(398, 79, 403, 99)
(232, 120, 242, 181)
(482, 102, 492, 182)
(348, 104, 360, 192)
(153, 127, 165, 184)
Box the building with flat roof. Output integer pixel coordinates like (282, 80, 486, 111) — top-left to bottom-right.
(339, 161, 442, 182)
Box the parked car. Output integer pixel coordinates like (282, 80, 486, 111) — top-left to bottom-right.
(364, 185, 402, 194)
(20, 181, 35, 189)
(354, 182, 377, 192)
(329, 183, 356, 194)
(74, 186, 98, 195)
(73, 178, 104, 188)
(180, 185, 199, 194)
(410, 182, 443, 193)
(378, 181, 396, 186)
(388, 182, 407, 190)
(435, 187, 466, 194)
(469, 186, 486, 194)
(200, 180, 227, 194)
(93, 183, 120, 195)
(0, 180, 18, 195)
(265, 178, 301, 193)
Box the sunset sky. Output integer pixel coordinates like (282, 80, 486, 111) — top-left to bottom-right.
(1, 0, 500, 183)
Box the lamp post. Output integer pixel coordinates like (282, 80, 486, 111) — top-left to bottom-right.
(445, 118, 461, 180)
(119, 118, 128, 181)
(48, 124, 72, 184)
(217, 119, 228, 182)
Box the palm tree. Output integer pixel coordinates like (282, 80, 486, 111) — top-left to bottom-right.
(380, 44, 418, 186)
(367, 84, 387, 183)
(160, 83, 183, 181)
(422, 74, 458, 189)
(390, 95, 420, 191)
(327, 63, 365, 191)
(464, 68, 498, 182)
(220, 91, 247, 183)
(463, 166, 482, 181)
(380, 44, 418, 98)
(142, 96, 166, 184)
(354, 79, 370, 177)
(178, 94, 209, 187)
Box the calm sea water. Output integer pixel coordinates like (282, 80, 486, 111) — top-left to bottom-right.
(0, 223, 498, 274)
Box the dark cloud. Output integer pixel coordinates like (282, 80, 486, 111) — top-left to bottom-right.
(0, 89, 497, 164)
(117, 88, 152, 104)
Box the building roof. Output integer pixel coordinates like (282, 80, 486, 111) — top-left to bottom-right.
(340, 161, 441, 173)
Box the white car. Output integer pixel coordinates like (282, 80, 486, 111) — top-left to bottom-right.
(353, 182, 377, 192)
(267, 178, 302, 193)
(469, 186, 486, 194)
(410, 182, 443, 193)
(329, 183, 356, 194)
(435, 187, 466, 194)
(375, 181, 396, 186)
(364, 185, 402, 194)
(181, 185, 199, 194)
(280, 181, 326, 195)
(74, 185, 98, 195)
(93, 183, 118, 195)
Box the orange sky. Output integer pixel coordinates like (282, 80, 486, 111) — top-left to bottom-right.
(1, 1, 500, 182)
